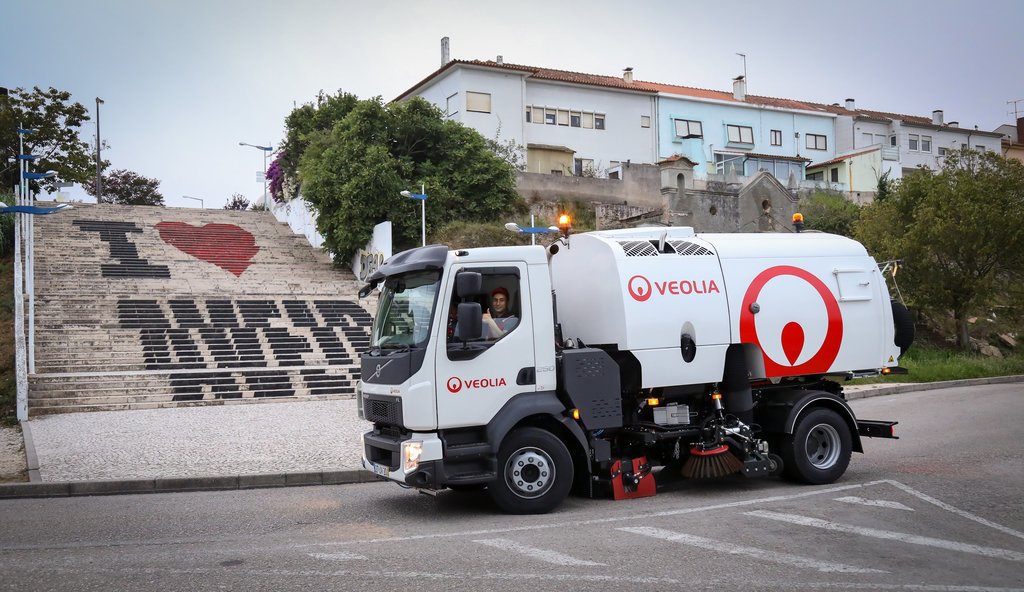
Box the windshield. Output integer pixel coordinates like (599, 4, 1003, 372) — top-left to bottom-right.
(371, 270, 442, 350)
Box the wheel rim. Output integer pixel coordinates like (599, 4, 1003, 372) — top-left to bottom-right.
(804, 423, 841, 470)
(504, 446, 555, 499)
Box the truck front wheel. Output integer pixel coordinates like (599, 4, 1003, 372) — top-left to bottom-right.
(780, 408, 852, 485)
(489, 427, 573, 514)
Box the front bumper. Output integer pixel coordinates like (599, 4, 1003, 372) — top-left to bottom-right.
(361, 430, 445, 488)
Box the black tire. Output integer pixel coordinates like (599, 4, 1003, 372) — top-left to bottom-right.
(779, 408, 852, 485)
(488, 427, 573, 514)
(891, 300, 915, 355)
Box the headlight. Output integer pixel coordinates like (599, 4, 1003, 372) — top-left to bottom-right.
(402, 441, 423, 472)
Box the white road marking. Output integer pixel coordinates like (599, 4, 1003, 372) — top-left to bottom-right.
(308, 552, 367, 561)
(472, 538, 605, 566)
(13, 565, 682, 585)
(835, 496, 915, 511)
(618, 526, 885, 574)
(794, 584, 1024, 591)
(301, 478, 1021, 557)
(306, 480, 887, 548)
(883, 480, 1024, 542)
(747, 510, 1024, 562)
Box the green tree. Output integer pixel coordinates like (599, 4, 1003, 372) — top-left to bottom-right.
(299, 96, 523, 261)
(875, 170, 895, 202)
(276, 90, 361, 201)
(0, 86, 99, 194)
(224, 193, 250, 210)
(84, 169, 165, 206)
(856, 149, 1024, 349)
(797, 190, 861, 237)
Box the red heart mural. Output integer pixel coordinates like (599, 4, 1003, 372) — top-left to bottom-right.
(155, 222, 259, 277)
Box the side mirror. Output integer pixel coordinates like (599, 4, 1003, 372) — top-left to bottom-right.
(456, 271, 483, 298)
(456, 302, 482, 341)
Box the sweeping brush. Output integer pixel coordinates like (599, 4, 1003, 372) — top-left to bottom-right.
(681, 445, 744, 479)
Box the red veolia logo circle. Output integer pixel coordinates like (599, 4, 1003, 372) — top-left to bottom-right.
(627, 275, 653, 302)
(447, 377, 463, 393)
(739, 266, 843, 377)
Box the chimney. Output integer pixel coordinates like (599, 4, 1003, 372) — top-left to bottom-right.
(1018, 117, 1024, 144)
(845, 98, 856, 110)
(932, 109, 944, 125)
(441, 37, 450, 66)
(733, 76, 746, 101)
(623, 67, 633, 83)
(496, 55, 503, 64)
(948, 121, 959, 128)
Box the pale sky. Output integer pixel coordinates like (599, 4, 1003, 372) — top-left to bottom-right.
(7, 0, 1023, 209)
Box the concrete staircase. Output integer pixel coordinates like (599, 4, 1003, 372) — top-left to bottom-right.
(28, 204, 373, 414)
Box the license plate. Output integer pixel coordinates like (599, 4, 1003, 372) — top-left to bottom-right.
(372, 462, 390, 477)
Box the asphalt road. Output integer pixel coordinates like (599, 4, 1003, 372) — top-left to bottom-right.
(0, 384, 1021, 592)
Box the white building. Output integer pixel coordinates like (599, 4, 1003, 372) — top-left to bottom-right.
(396, 58, 658, 177)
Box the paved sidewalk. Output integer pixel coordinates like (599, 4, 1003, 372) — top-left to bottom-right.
(1, 375, 1021, 499)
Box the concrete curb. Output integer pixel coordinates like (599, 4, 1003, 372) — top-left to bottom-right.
(843, 374, 1024, 401)
(0, 469, 377, 500)
(1, 375, 1021, 500)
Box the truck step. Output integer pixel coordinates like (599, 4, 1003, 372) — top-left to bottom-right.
(444, 442, 493, 459)
(446, 471, 496, 485)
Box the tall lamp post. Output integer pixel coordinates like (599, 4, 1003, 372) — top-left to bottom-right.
(10, 132, 69, 420)
(182, 195, 204, 209)
(95, 97, 104, 201)
(239, 142, 272, 208)
(400, 185, 427, 247)
(21, 170, 56, 377)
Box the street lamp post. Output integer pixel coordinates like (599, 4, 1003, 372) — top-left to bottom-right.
(399, 184, 427, 247)
(182, 195, 204, 209)
(21, 170, 57, 376)
(9, 129, 68, 420)
(239, 142, 272, 209)
(95, 97, 104, 201)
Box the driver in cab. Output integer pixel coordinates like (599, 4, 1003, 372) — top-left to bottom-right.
(482, 287, 518, 339)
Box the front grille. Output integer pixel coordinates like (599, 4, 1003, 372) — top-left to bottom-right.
(364, 394, 403, 426)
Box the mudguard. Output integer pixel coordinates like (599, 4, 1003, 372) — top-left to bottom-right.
(485, 391, 591, 466)
(755, 389, 863, 453)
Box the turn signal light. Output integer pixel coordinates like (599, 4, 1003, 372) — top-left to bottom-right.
(711, 392, 722, 401)
(571, 408, 581, 421)
(647, 398, 660, 406)
(882, 367, 891, 375)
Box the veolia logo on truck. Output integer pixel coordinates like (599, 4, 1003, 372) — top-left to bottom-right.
(739, 265, 844, 375)
(627, 274, 721, 302)
(447, 376, 508, 393)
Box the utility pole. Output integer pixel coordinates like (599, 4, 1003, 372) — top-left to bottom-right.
(95, 97, 104, 201)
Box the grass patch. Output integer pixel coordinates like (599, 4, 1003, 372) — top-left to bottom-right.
(851, 343, 1024, 384)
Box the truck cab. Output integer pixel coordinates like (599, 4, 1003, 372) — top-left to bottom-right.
(359, 245, 570, 505)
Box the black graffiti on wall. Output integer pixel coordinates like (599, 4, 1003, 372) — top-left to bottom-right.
(117, 298, 370, 400)
(74, 221, 171, 278)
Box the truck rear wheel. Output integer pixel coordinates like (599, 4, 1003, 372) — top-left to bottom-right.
(489, 427, 573, 514)
(780, 408, 852, 485)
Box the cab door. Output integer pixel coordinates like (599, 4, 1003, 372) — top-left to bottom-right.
(434, 263, 535, 429)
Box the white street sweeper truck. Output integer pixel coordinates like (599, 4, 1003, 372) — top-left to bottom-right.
(357, 226, 914, 514)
